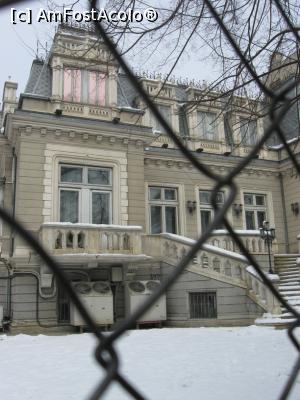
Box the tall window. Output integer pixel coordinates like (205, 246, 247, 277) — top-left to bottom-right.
(150, 104, 172, 133)
(63, 68, 81, 102)
(199, 190, 224, 233)
(244, 193, 267, 230)
(59, 164, 112, 224)
(149, 186, 178, 234)
(240, 118, 257, 145)
(88, 71, 106, 106)
(197, 111, 218, 140)
(63, 68, 106, 105)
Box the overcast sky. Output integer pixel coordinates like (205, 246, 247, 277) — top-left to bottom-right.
(0, 1, 218, 102)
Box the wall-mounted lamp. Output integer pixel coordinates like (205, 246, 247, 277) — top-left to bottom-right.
(112, 116, 120, 124)
(291, 202, 299, 216)
(233, 203, 243, 217)
(187, 200, 197, 214)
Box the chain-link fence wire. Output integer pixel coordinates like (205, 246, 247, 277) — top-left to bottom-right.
(1, 0, 300, 398)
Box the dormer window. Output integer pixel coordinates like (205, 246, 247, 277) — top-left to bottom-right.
(150, 104, 172, 133)
(197, 111, 218, 141)
(240, 117, 257, 146)
(63, 68, 106, 106)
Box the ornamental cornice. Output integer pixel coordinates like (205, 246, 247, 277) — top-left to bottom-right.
(143, 156, 278, 176)
(16, 126, 150, 148)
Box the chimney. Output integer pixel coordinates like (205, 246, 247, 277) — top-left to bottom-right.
(1, 80, 18, 125)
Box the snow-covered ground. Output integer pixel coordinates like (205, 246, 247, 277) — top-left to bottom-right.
(0, 326, 299, 400)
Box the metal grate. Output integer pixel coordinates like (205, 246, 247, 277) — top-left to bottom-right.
(57, 283, 70, 323)
(189, 292, 217, 319)
(0, 0, 300, 399)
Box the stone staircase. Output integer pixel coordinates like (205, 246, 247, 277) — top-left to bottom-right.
(256, 254, 300, 326)
(275, 254, 300, 323)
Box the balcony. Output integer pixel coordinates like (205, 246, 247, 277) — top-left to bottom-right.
(39, 223, 150, 264)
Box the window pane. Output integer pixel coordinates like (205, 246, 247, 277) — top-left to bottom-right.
(92, 192, 110, 224)
(199, 191, 210, 204)
(165, 188, 176, 200)
(88, 168, 111, 185)
(150, 206, 162, 233)
(61, 166, 82, 183)
(245, 211, 255, 230)
(149, 187, 161, 200)
(215, 192, 224, 204)
(199, 191, 223, 205)
(257, 211, 266, 229)
(201, 210, 211, 233)
(255, 195, 265, 206)
(244, 194, 253, 205)
(60, 190, 79, 223)
(165, 206, 177, 234)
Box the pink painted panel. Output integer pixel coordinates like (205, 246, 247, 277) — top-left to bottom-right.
(73, 69, 81, 102)
(88, 71, 106, 105)
(88, 71, 97, 105)
(98, 73, 106, 106)
(63, 69, 72, 101)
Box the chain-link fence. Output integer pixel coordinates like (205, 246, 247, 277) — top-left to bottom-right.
(1, 0, 300, 399)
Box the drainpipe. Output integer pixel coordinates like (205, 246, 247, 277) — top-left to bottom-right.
(279, 172, 289, 253)
(10, 147, 17, 257)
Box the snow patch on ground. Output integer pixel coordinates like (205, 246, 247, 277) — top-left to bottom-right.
(1, 326, 300, 400)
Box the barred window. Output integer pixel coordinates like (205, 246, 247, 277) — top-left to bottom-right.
(189, 292, 217, 319)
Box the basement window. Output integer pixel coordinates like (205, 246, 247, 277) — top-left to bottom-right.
(189, 292, 217, 319)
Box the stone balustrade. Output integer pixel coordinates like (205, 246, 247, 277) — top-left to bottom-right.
(245, 266, 281, 314)
(208, 230, 278, 254)
(61, 102, 111, 120)
(142, 233, 281, 315)
(39, 223, 143, 255)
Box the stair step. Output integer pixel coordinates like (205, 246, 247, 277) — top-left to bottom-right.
(279, 290, 300, 296)
(279, 284, 300, 289)
(281, 306, 300, 313)
(283, 295, 300, 301)
(278, 272, 300, 277)
(279, 282, 300, 286)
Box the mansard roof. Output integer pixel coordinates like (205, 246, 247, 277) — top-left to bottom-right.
(24, 59, 52, 98)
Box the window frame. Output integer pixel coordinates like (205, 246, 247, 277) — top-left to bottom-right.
(63, 67, 107, 106)
(150, 104, 172, 133)
(197, 110, 218, 141)
(148, 186, 179, 234)
(243, 192, 267, 230)
(198, 189, 225, 234)
(189, 291, 218, 319)
(58, 164, 113, 224)
(239, 116, 258, 146)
